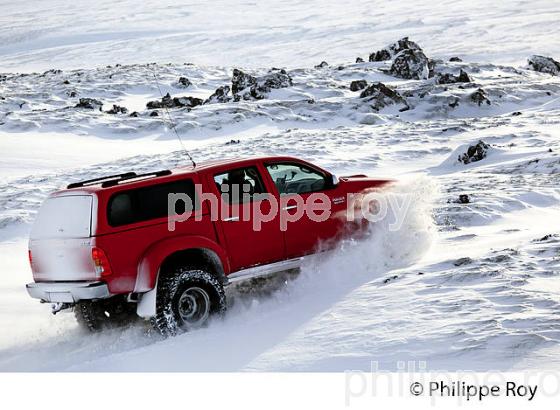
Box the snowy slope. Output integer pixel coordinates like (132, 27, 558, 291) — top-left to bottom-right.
(1, 0, 560, 72)
(0, 0, 560, 372)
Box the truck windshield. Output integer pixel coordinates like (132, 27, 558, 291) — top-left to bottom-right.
(31, 195, 93, 239)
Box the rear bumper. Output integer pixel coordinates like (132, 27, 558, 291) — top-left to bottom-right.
(26, 281, 111, 303)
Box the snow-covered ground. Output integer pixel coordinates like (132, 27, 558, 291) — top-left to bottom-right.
(1, 0, 559, 371)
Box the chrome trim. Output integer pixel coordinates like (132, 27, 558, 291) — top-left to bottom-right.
(223, 216, 240, 222)
(227, 257, 303, 283)
(26, 281, 111, 303)
(282, 205, 298, 211)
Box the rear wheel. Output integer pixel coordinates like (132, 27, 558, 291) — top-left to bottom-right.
(74, 296, 137, 332)
(153, 268, 226, 337)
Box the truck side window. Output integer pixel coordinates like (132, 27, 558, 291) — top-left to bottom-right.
(108, 179, 196, 227)
(265, 163, 327, 194)
(213, 166, 266, 204)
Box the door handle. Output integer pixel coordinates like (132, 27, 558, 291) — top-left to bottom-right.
(223, 216, 240, 222)
(282, 205, 298, 211)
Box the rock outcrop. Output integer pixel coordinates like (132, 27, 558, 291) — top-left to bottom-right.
(75, 98, 102, 110)
(106, 104, 128, 114)
(390, 49, 432, 80)
(527, 55, 560, 76)
(435, 69, 471, 84)
(350, 80, 368, 92)
(146, 93, 203, 109)
(231, 69, 292, 100)
(458, 140, 490, 164)
(231, 69, 257, 94)
(369, 37, 423, 62)
(204, 85, 232, 104)
(359, 82, 408, 111)
(173, 96, 204, 108)
(470, 88, 491, 106)
(177, 77, 192, 87)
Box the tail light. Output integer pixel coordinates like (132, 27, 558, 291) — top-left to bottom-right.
(92, 247, 112, 277)
(28, 249, 33, 268)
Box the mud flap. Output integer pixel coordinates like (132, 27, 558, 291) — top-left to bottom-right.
(136, 284, 157, 318)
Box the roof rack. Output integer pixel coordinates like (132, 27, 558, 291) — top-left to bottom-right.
(101, 170, 172, 187)
(67, 172, 137, 189)
(66, 170, 172, 189)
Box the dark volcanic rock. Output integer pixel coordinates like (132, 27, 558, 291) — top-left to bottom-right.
(453, 257, 473, 266)
(390, 49, 431, 80)
(174, 96, 203, 108)
(458, 140, 490, 164)
(435, 69, 471, 84)
(534, 234, 559, 242)
(436, 73, 457, 84)
(449, 57, 463, 62)
(355, 57, 364, 63)
(315, 61, 329, 69)
(359, 82, 408, 111)
(527, 55, 560, 76)
(129, 111, 139, 117)
(149, 111, 159, 117)
(350, 80, 368, 92)
(146, 93, 203, 109)
(232, 69, 293, 100)
(147, 93, 173, 109)
(106, 104, 128, 114)
(177, 76, 192, 87)
(457, 70, 471, 82)
(231, 69, 257, 94)
(204, 85, 232, 104)
(449, 98, 460, 108)
(383, 275, 399, 284)
(43, 69, 62, 76)
(258, 70, 292, 91)
(470, 88, 491, 106)
(371, 49, 391, 62)
(457, 194, 470, 204)
(75, 98, 102, 110)
(369, 37, 423, 62)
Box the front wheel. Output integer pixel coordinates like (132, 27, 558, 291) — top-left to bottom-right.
(153, 269, 226, 337)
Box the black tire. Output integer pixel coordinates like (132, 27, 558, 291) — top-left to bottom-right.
(153, 268, 226, 337)
(74, 296, 137, 332)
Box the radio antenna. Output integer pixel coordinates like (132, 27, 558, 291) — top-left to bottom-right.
(148, 64, 196, 168)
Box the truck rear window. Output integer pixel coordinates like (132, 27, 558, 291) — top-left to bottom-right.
(31, 195, 93, 239)
(107, 179, 196, 227)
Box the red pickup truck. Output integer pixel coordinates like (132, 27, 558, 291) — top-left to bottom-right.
(26, 156, 390, 335)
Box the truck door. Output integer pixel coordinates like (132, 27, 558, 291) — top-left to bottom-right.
(263, 161, 346, 258)
(211, 165, 285, 272)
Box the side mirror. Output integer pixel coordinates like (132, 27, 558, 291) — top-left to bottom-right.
(331, 174, 339, 187)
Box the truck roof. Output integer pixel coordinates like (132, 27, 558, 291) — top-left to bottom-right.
(58, 155, 304, 195)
